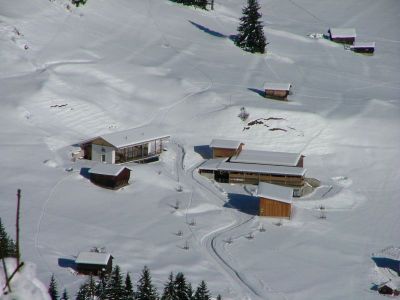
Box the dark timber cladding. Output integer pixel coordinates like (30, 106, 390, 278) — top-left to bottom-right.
(350, 42, 375, 54)
(257, 182, 293, 218)
(328, 28, 356, 44)
(264, 83, 291, 100)
(209, 139, 244, 158)
(75, 252, 113, 275)
(89, 164, 131, 189)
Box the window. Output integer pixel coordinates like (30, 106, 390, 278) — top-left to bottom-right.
(101, 154, 106, 162)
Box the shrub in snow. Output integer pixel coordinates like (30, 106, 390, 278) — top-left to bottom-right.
(72, 0, 87, 7)
(238, 107, 249, 121)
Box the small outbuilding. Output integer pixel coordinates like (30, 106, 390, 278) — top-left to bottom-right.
(350, 42, 375, 54)
(209, 139, 244, 158)
(264, 83, 292, 100)
(75, 251, 113, 275)
(378, 281, 400, 296)
(256, 182, 293, 218)
(89, 164, 131, 189)
(328, 28, 356, 44)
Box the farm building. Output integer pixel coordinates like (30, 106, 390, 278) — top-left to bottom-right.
(198, 157, 306, 197)
(264, 83, 292, 100)
(257, 182, 293, 218)
(350, 42, 375, 54)
(229, 149, 304, 167)
(88, 164, 131, 189)
(79, 126, 170, 164)
(75, 251, 113, 275)
(209, 139, 244, 158)
(328, 28, 356, 44)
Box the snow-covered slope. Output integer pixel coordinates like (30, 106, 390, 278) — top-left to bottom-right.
(0, 0, 399, 298)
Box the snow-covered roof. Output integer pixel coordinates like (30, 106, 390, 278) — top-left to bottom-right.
(350, 41, 375, 48)
(329, 28, 356, 38)
(373, 246, 400, 261)
(88, 164, 130, 176)
(199, 159, 306, 176)
(256, 182, 293, 204)
(264, 83, 292, 91)
(75, 252, 112, 265)
(229, 149, 302, 167)
(209, 139, 242, 149)
(82, 126, 170, 149)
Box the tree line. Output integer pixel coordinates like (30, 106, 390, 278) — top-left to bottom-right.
(0, 218, 17, 259)
(48, 265, 221, 300)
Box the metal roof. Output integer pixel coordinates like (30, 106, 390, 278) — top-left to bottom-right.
(229, 149, 302, 167)
(88, 164, 130, 176)
(329, 28, 356, 38)
(350, 41, 375, 48)
(256, 182, 293, 204)
(199, 158, 227, 171)
(75, 252, 112, 265)
(263, 83, 292, 91)
(209, 139, 242, 149)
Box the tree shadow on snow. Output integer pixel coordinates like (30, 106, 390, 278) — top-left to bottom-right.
(194, 145, 212, 159)
(80, 167, 91, 179)
(58, 258, 76, 270)
(248, 88, 265, 97)
(224, 193, 259, 216)
(189, 21, 226, 38)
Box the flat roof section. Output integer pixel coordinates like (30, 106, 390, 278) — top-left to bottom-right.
(229, 149, 302, 167)
(209, 139, 242, 149)
(75, 252, 111, 265)
(264, 83, 292, 91)
(217, 161, 306, 177)
(329, 28, 356, 38)
(89, 164, 130, 176)
(257, 182, 293, 204)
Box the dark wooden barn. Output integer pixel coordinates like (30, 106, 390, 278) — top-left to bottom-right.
(256, 182, 293, 218)
(75, 252, 113, 275)
(88, 164, 131, 189)
(378, 282, 400, 296)
(350, 42, 375, 54)
(264, 83, 292, 100)
(328, 28, 356, 44)
(209, 139, 244, 158)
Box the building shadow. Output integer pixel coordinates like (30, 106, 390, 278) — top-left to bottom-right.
(189, 21, 226, 38)
(80, 167, 91, 179)
(248, 88, 265, 97)
(194, 145, 212, 159)
(372, 257, 400, 275)
(224, 193, 259, 216)
(58, 258, 76, 270)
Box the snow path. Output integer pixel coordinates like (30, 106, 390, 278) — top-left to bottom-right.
(169, 140, 288, 300)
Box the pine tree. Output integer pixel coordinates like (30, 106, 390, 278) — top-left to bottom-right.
(194, 0, 207, 9)
(125, 272, 135, 300)
(194, 281, 211, 300)
(61, 288, 69, 300)
(235, 0, 267, 53)
(75, 282, 88, 300)
(48, 274, 59, 300)
(216, 295, 222, 300)
(174, 272, 191, 300)
(0, 218, 16, 258)
(96, 273, 108, 300)
(105, 265, 125, 300)
(72, 0, 87, 7)
(161, 272, 176, 300)
(136, 266, 159, 300)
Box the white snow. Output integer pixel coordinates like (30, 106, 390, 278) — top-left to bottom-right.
(256, 182, 293, 204)
(0, 0, 399, 299)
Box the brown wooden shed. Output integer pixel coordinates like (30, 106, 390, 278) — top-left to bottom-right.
(264, 83, 292, 100)
(350, 42, 375, 54)
(328, 28, 356, 44)
(88, 164, 131, 189)
(256, 182, 293, 218)
(75, 251, 113, 276)
(209, 139, 244, 158)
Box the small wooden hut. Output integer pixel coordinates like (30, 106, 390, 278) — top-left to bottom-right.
(209, 139, 244, 158)
(350, 42, 375, 54)
(256, 182, 293, 218)
(75, 252, 113, 275)
(328, 28, 356, 44)
(264, 83, 292, 100)
(378, 281, 400, 296)
(88, 164, 131, 189)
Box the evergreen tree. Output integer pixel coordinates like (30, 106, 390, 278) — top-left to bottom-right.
(194, 0, 207, 9)
(61, 288, 69, 300)
(235, 0, 267, 53)
(216, 294, 222, 300)
(174, 272, 191, 300)
(72, 0, 87, 7)
(75, 282, 88, 300)
(136, 266, 159, 300)
(161, 272, 176, 300)
(96, 273, 108, 300)
(48, 274, 59, 300)
(106, 265, 125, 300)
(194, 281, 211, 300)
(0, 218, 16, 258)
(125, 272, 135, 300)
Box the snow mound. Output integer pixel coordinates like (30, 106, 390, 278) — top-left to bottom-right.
(331, 176, 352, 187)
(43, 159, 58, 168)
(175, 203, 221, 216)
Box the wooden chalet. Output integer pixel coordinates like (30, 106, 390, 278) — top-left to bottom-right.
(257, 182, 293, 218)
(80, 126, 170, 164)
(198, 149, 306, 197)
(75, 252, 113, 275)
(350, 42, 375, 54)
(328, 28, 356, 44)
(378, 281, 400, 296)
(88, 164, 131, 189)
(209, 139, 244, 158)
(264, 83, 292, 100)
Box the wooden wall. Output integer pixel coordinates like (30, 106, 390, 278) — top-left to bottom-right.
(213, 148, 238, 158)
(90, 168, 130, 189)
(265, 90, 289, 100)
(259, 197, 291, 218)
